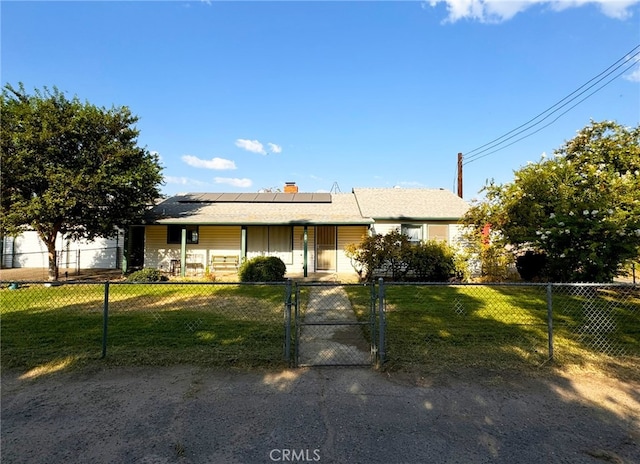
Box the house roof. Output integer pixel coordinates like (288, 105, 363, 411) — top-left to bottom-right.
(146, 188, 469, 225)
(147, 192, 372, 225)
(352, 188, 469, 220)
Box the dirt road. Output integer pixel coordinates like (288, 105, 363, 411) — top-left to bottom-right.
(1, 365, 638, 464)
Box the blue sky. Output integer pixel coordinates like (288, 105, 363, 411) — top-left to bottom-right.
(2, 1, 639, 200)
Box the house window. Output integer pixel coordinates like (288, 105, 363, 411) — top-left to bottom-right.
(247, 226, 293, 264)
(167, 225, 199, 244)
(428, 224, 449, 243)
(401, 224, 423, 245)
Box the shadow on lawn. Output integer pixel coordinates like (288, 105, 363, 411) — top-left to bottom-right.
(381, 283, 640, 379)
(0, 283, 289, 377)
(382, 284, 549, 371)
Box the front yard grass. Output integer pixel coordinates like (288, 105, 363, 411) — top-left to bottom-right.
(3, 281, 638, 380)
(1, 282, 288, 372)
(345, 283, 640, 380)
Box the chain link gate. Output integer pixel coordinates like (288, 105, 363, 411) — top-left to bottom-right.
(293, 282, 382, 367)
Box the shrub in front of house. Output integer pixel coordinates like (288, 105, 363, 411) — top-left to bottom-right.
(238, 256, 287, 282)
(346, 230, 464, 282)
(126, 268, 169, 282)
(409, 240, 459, 282)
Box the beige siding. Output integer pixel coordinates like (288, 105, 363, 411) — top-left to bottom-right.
(143, 224, 372, 278)
(144, 225, 241, 272)
(201, 226, 242, 259)
(337, 225, 369, 273)
(144, 225, 180, 271)
(370, 222, 398, 236)
(370, 220, 464, 247)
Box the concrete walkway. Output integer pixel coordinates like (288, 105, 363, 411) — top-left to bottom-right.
(297, 285, 372, 366)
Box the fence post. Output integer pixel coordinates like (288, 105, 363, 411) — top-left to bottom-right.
(546, 283, 554, 361)
(378, 277, 386, 365)
(284, 279, 292, 363)
(294, 285, 300, 367)
(370, 281, 377, 361)
(101, 281, 110, 359)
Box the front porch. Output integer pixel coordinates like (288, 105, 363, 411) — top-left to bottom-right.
(164, 268, 361, 284)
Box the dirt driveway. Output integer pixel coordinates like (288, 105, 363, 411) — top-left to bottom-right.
(1, 365, 638, 464)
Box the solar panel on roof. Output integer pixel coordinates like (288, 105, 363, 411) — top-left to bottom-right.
(217, 193, 241, 202)
(175, 192, 332, 203)
(273, 193, 294, 202)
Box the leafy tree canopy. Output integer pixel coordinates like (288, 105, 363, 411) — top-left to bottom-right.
(1, 83, 164, 279)
(463, 120, 640, 282)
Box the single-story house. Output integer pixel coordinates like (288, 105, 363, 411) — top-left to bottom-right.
(128, 184, 469, 278)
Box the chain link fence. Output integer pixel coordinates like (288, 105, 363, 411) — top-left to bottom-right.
(2, 280, 638, 373)
(294, 283, 375, 367)
(1, 281, 289, 371)
(380, 282, 640, 370)
(552, 284, 640, 358)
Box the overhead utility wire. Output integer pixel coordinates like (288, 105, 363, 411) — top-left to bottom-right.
(463, 44, 639, 161)
(464, 46, 639, 163)
(463, 57, 639, 165)
(462, 44, 640, 165)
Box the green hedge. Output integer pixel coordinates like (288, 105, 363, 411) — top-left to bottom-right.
(238, 256, 287, 282)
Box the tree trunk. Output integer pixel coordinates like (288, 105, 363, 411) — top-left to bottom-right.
(38, 228, 61, 281)
(46, 239, 59, 281)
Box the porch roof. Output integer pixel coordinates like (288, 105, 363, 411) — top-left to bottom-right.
(147, 192, 373, 225)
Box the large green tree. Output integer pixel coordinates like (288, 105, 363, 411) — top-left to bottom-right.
(1, 83, 164, 280)
(463, 120, 640, 282)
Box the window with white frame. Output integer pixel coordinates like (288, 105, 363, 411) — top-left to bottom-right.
(401, 224, 423, 245)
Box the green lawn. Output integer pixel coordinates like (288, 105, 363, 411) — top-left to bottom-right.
(1, 282, 288, 372)
(3, 281, 638, 378)
(345, 284, 640, 374)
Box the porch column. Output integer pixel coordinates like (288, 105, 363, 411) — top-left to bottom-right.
(180, 227, 187, 277)
(303, 225, 308, 277)
(241, 226, 247, 263)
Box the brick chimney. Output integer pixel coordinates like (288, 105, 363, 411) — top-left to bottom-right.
(284, 182, 298, 193)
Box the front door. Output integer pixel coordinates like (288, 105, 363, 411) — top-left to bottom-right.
(316, 226, 336, 271)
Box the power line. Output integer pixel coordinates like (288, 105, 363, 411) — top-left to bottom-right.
(464, 44, 639, 162)
(464, 57, 639, 165)
(462, 44, 640, 165)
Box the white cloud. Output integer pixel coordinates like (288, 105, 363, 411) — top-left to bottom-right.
(214, 177, 253, 188)
(428, 0, 639, 23)
(267, 143, 282, 154)
(624, 66, 640, 82)
(235, 139, 266, 155)
(597, 0, 638, 19)
(235, 139, 283, 155)
(182, 155, 236, 170)
(164, 176, 209, 187)
(623, 53, 640, 82)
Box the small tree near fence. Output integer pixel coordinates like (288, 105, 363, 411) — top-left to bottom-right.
(345, 230, 462, 281)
